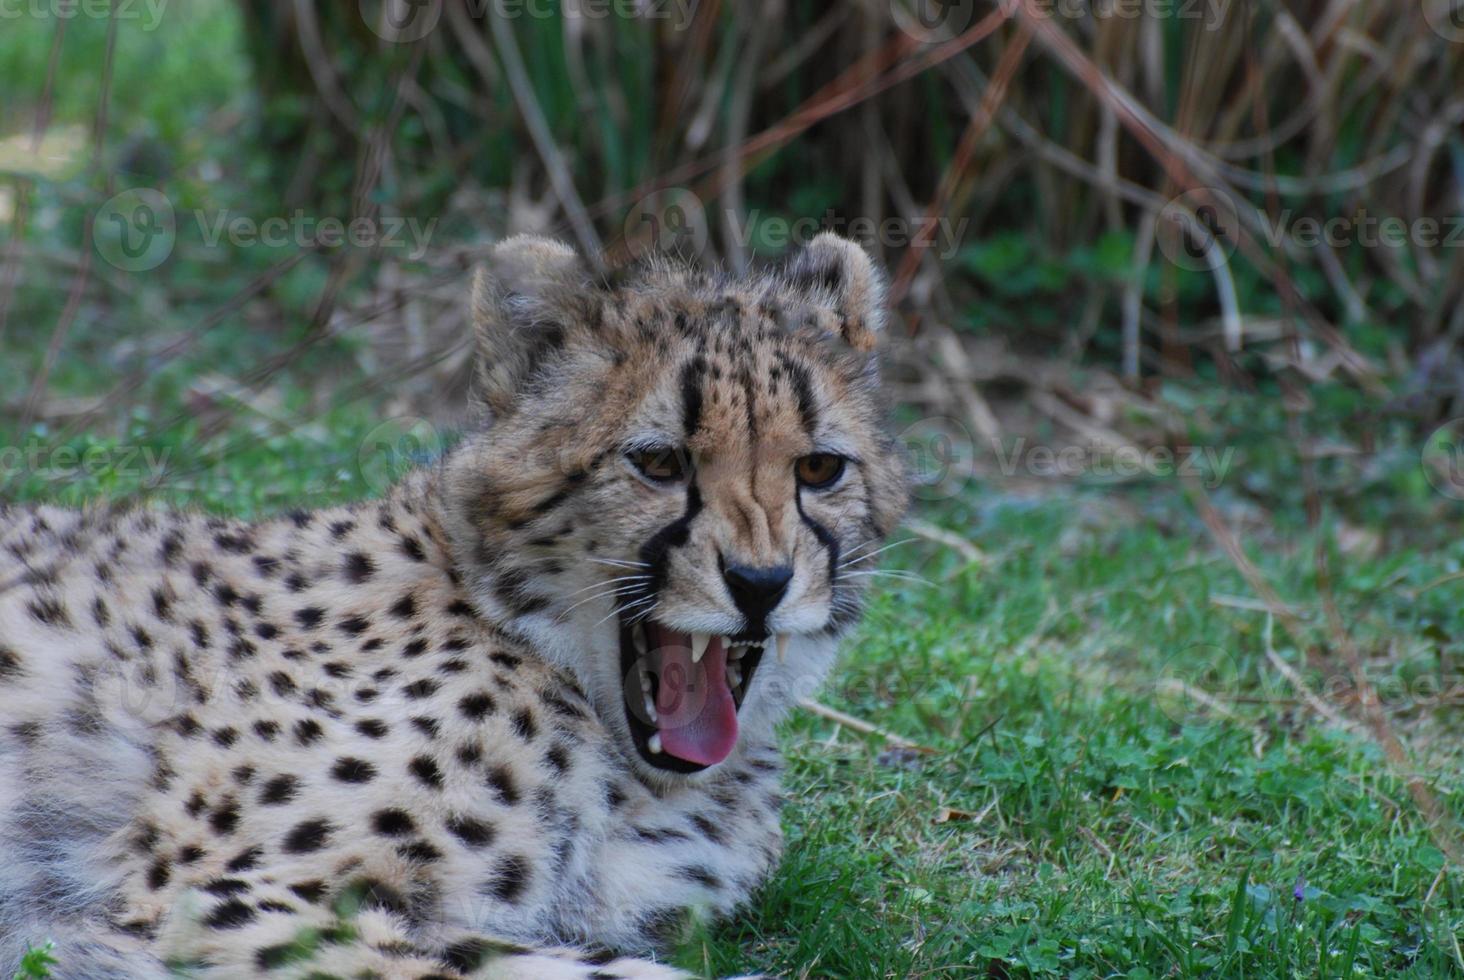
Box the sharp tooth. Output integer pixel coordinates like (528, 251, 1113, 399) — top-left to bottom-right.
(643, 691, 658, 722)
(633, 623, 647, 654)
(648, 733, 663, 754)
(726, 662, 742, 689)
(690, 632, 711, 663)
(776, 633, 789, 663)
(728, 645, 744, 661)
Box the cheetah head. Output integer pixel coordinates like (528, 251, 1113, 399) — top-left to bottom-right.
(442, 234, 908, 778)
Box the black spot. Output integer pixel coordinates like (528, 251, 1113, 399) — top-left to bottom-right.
(268, 671, 296, 697)
(203, 898, 255, 929)
(411, 716, 440, 739)
(485, 765, 520, 806)
(545, 744, 571, 774)
(252, 555, 280, 577)
(294, 607, 324, 629)
(210, 798, 241, 835)
(343, 552, 376, 583)
(510, 708, 537, 741)
(459, 692, 495, 720)
(254, 622, 279, 640)
(212, 727, 238, 748)
(403, 678, 439, 699)
(178, 844, 205, 864)
(485, 854, 530, 903)
(457, 742, 483, 765)
(337, 615, 370, 636)
(288, 880, 326, 904)
(260, 774, 299, 805)
(445, 599, 475, 617)
(389, 594, 417, 619)
(294, 718, 324, 745)
(26, 597, 71, 628)
(146, 858, 171, 890)
(397, 839, 442, 863)
(203, 877, 250, 897)
(402, 638, 429, 658)
(232, 764, 256, 784)
(446, 815, 495, 848)
(283, 818, 333, 853)
(690, 813, 726, 844)
(253, 720, 280, 742)
(400, 535, 426, 562)
(331, 757, 377, 784)
(213, 583, 240, 607)
(214, 532, 253, 554)
(355, 718, 389, 739)
(442, 939, 493, 973)
(0, 646, 22, 681)
(372, 809, 415, 836)
(285, 572, 309, 592)
(409, 756, 443, 789)
(677, 865, 722, 889)
(225, 846, 262, 873)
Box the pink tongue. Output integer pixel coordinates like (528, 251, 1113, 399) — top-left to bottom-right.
(649, 625, 738, 766)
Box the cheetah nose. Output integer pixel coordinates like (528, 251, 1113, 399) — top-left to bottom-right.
(721, 563, 792, 630)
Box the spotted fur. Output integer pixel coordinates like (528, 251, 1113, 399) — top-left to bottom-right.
(0, 234, 907, 978)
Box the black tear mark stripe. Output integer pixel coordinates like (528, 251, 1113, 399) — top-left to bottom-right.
(794, 492, 840, 587)
(636, 485, 704, 605)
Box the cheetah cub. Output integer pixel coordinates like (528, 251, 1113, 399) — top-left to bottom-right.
(0, 234, 908, 979)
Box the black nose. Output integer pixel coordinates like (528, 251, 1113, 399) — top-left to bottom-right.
(722, 563, 793, 628)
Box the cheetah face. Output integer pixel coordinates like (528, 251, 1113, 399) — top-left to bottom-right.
(444, 234, 908, 777)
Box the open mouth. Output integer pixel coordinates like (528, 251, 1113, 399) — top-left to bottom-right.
(618, 619, 771, 773)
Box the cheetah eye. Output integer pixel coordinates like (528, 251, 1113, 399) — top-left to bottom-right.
(795, 453, 846, 490)
(627, 447, 688, 484)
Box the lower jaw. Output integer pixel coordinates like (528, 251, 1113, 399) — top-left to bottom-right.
(618, 618, 766, 774)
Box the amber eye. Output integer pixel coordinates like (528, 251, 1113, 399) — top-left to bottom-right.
(796, 453, 846, 489)
(627, 447, 687, 483)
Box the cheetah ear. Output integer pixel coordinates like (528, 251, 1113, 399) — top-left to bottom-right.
(471, 235, 590, 416)
(786, 232, 887, 352)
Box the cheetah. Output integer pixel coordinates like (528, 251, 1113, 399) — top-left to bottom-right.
(0, 233, 908, 979)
